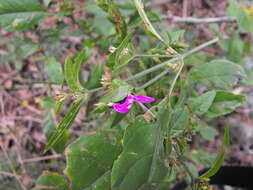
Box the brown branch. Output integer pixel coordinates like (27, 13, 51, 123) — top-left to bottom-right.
(162, 12, 237, 24)
(22, 154, 63, 163)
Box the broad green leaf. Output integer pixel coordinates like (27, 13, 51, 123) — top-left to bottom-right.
(189, 151, 216, 167)
(205, 90, 245, 119)
(0, 0, 48, 31)
(111, 117, 168, 190)
(64, 49, 89, 91)
(191, 91, 216, 115)
(45, 57, 64, 84)
(169, 106, 189, 131)
(45, 100, 82, 151)
(85, 0, 114, 36)
(64, 131, 122, 190)
(107, 33, 132, 68)
(199, 127, 230, 179)
(220, 33, 244, 62)
(133, 0, 166, 45)
(197, 124, 218, 141)
(35, 171, 68, 190)
(191, 59, 246, 89)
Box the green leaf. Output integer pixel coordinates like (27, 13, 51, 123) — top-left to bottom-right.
(133, 0, 166, 45)
(227, 0, 253, 34)
(41, 98, 69, 153)
(189, 151, 216, 167)
(199, 127, 230, 179)
(101, 79, 133, 103)
(35, 171, 68, 190)
(191, 91, 216, 115)
(111, 117, 168, 190)
(191, 59, 246, 89)
(64, 131, 122, 190)
(107, 33, 132, 68)
(64, 50, 88, 91)
(169, 106, 189, 131)
(45, 57, 64, 84)
(205, 90, 245, 119)
(84, 63, 104, 89)
(0, 0, 48, 31)
(197, 124, 218, 141)
(45, 100, 82, 151)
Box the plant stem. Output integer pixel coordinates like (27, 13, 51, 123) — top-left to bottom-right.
(134, 54, 177, 58)
(162, 13, 237, 24)
(126, 37, 219, 82)
(135, 67, 170, 91)
(88, 38, 218, 94)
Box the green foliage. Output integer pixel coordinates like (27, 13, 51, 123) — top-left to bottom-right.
(111, 117, 168, 190)
(0, 0, 48, 31)
(191, 91, 216, 115)
(199, 127, 230, 179)
(191, 59, 246, 89)
(64, 131, 122, 190)
(64, 50, 89, 91)
(41, 98, 69, 153)
(45, 99, 82, 151)
(2, 0, 248, 189)
(35, 171, 68, 190)
(205, 90, 245, 119)
(45, 57, 64, 84)
(227, 0, 253, 34)
(101, 79, 133, 103)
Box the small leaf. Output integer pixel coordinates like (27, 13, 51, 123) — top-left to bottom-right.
(107, 33, 132, 68)
(199, 127, 230, 179)
(64, 131, 122, 190)
(45, 57, 64, 84)
(45, 100, 82, 151)
(41, 98, 69, 153)
(191, 91, 216, 115)
(191, 59, 246, 89)
(198, 125, 218, 141)
(84, 63, 104, 89)
(101, 79, 133, 103)
(205, 90, 245, 119)
(64, 50, 88, 91)
(35, 171, 68, 190)
(0, 0, 49, 31)
(169, 106, 189, 131)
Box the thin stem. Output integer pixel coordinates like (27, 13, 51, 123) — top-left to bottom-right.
(168, 58, 184, 101)
(182, 37, 219, 58)
(135, 67, 170, 91)
(134, 54, 177, 58)
(162, 13, 237, 24)
(22, 154, 63, 163)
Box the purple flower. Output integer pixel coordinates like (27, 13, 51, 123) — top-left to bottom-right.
(113, 94, 156, 114)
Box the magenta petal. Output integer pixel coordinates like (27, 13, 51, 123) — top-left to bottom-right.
(134, 95, 156, 103)
(113, 103, 132, 114)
